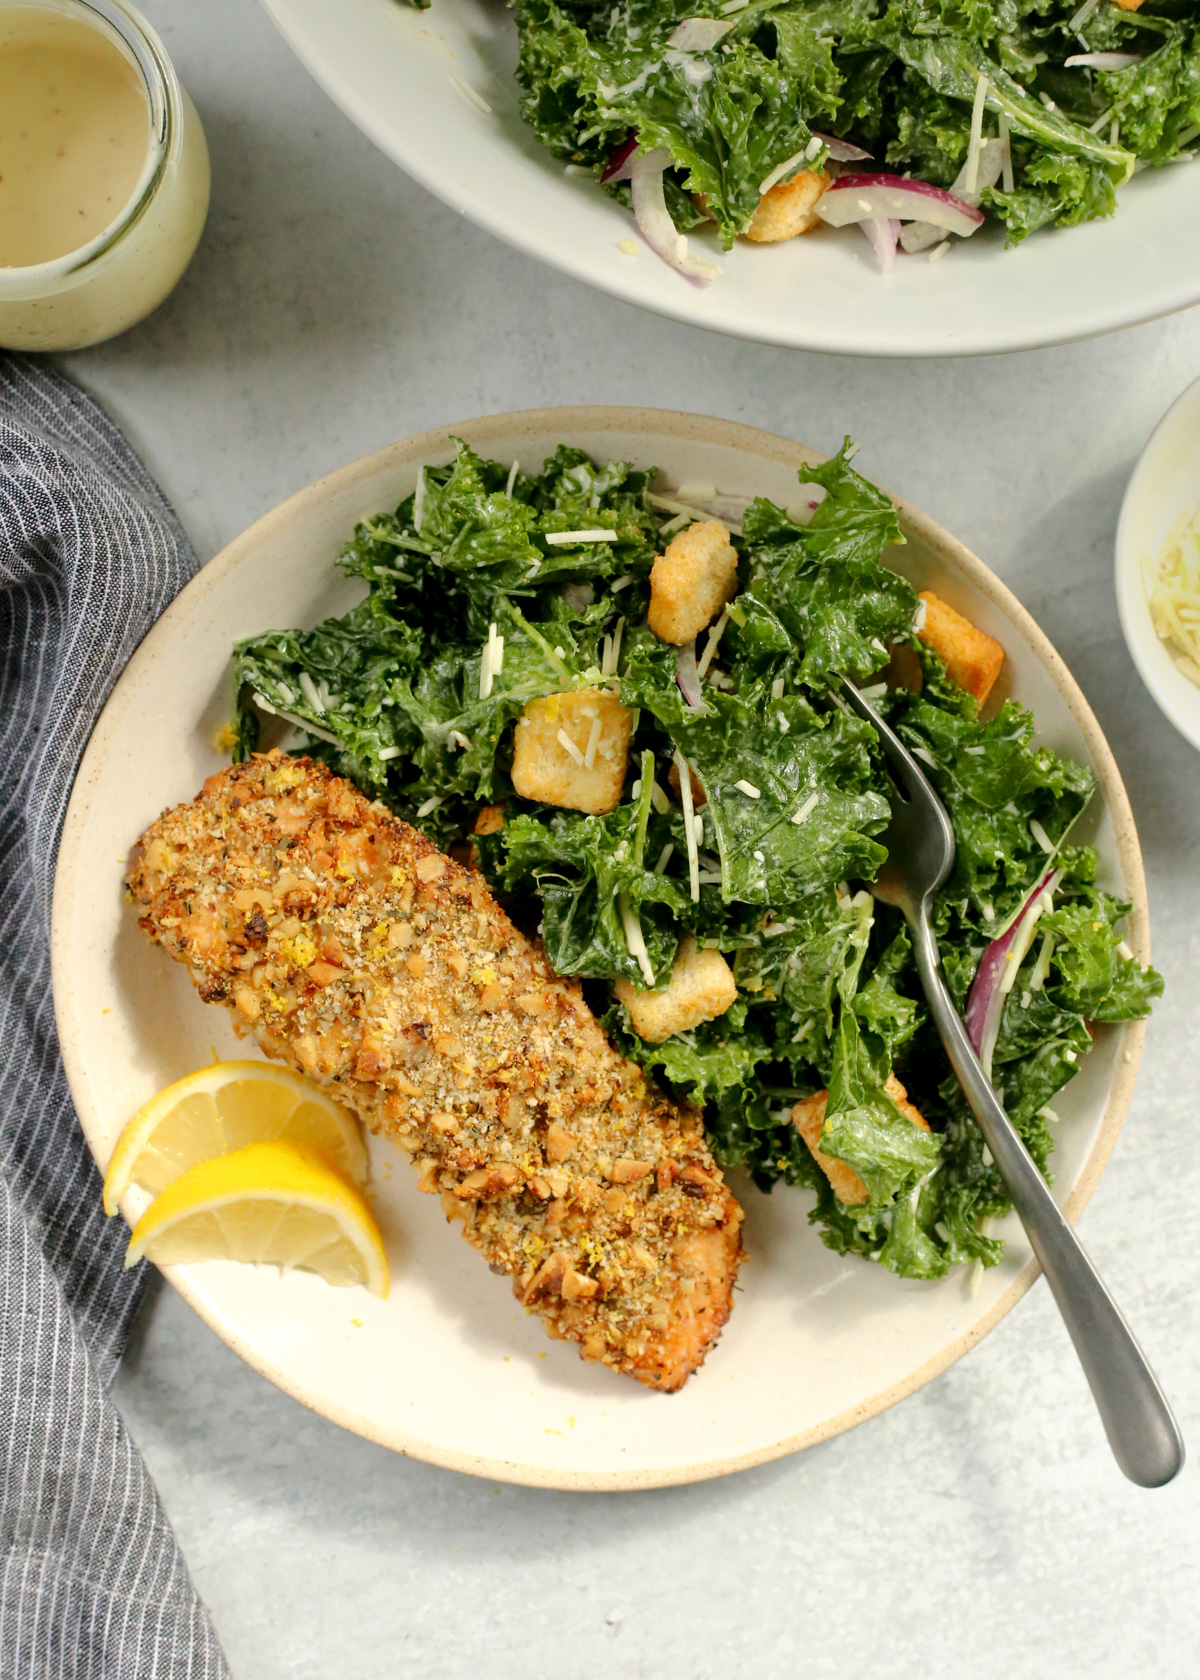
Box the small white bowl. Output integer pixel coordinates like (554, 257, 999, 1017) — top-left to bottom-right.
(1117, 373, 1200, 754)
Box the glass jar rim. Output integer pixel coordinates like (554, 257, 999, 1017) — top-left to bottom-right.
(0, 0, 176, 284)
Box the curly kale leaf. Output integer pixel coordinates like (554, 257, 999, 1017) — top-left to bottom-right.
(489, 782, 693, 988)
(894, 689, 1096, 936)
(513, 0, 818, 242)
(230, 433, 1165, 1286)
(1041, 891, 1164, 1023)
(620, 637, 891, 904)
(740, 439, 918, 687)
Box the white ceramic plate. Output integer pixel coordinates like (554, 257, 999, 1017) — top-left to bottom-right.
(55, 408, 1149, 1489)
(1116, 372, 1200, 754)
(259, 0, 1200, 357)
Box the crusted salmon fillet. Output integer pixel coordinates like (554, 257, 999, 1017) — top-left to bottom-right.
(126, 752, 744, 1390)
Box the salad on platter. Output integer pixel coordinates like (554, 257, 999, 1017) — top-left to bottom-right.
(231, 437, 1161, 1283)
(405, 0, 1200, 277)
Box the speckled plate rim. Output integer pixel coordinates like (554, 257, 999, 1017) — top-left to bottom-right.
(53, 407, 1149, 1490)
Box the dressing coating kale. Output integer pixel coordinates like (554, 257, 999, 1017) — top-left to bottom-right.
(398, 0, 1198, 247)
(232, 437, 1160, 1280)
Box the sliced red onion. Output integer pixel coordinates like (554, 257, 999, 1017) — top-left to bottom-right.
(899, 140, 1006, 253)
(602, 135, 639, 184)
(675, 640, 707, 710)
(818, 173, 984, 238)
(667, 16, 734, 51)
(860, 217, 899, 273)
(630, 148, 721, 283)
(810, 130, 873, 163)
(965, 868, 1062, 1082)
(1064, 51, 1140, 70)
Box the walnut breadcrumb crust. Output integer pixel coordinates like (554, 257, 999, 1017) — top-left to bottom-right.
(126, 752, 744, 1390)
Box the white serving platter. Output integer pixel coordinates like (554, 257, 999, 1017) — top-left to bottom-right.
(261, 0, 1200, 357)
(54, 407, 1149, 1488)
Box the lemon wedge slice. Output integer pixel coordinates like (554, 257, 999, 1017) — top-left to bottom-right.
(103, 1061, 367, 1216)
(125, 1139, 389, 1297)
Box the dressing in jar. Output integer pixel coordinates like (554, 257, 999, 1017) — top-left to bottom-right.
(0, 0, 209, 350)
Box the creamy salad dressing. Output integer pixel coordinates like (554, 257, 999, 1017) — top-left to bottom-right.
(0, 0, 209, 351)
(0, 9, 151, 267)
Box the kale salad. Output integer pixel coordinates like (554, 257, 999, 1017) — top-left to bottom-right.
(232, 438, 1161, 1282)
(406, 0, 1200, 274)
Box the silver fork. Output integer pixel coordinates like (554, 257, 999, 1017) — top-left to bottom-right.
(840, 677, 1184, 1488)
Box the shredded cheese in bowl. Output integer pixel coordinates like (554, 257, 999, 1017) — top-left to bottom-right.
(1144, 501, 1200, 688)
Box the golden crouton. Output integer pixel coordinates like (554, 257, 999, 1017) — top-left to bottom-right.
(917, 591, 1005, 707)
(511, 687, 634, 815)
(472, 804, 506, 835)
(615, 937, 737, 1042)
(648, 520, 739, 646)
(743, 169, 829, 244)
(792, 1073, 930, 1207)
(668, 759, 706, 809)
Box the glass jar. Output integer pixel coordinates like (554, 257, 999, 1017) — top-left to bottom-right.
(0, 0, 210, 351)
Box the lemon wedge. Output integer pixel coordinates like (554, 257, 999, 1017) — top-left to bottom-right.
(125, 1139, 389, 1297)
(103, 1061, 367, 1216)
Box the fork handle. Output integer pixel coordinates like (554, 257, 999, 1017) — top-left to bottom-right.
(909, 911, 1184, 1488)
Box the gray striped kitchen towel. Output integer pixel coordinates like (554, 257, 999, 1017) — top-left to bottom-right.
(0, 355, 229, 1678)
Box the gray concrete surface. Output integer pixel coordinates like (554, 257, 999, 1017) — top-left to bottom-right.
(63, 1, 1200, 1673)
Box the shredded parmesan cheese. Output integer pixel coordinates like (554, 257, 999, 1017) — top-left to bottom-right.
(544, 529, 619, 545)
(479, 622, 502, 700)
(415, 795, 443, 818)
(298, 672, 325, 713)
(999, 892, 1052, 996)
(966, 73, 989, 195)
(583, 714, 603, 769)
(758, 147, 810, 197)
(448, 68, 492, 115)
(1144, 499, 1200, 688)
(556, 728, 585, 767)
(696, 611, 729, 679)
(734, 779, 761, 798)
(648, 492, 743, 536)
(791, 791, 819, 825)
(999, 113, 1015, 192)
(617, 890, 656, 985)
(675, 748, 701, 902)
(601, 617, 625, 677)
(252, 693, 341, 747)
